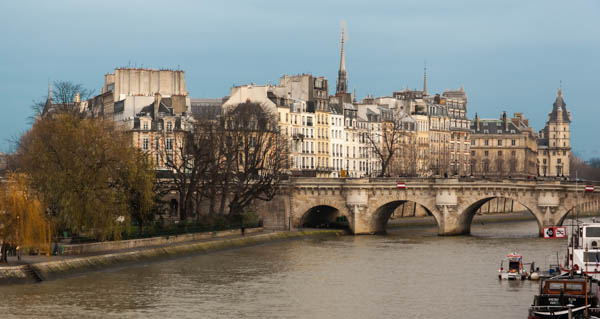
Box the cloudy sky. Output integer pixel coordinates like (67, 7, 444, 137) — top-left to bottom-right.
(1, 0, 599, 159)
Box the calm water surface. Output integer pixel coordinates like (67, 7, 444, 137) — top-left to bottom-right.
(0, 218, 571, 318)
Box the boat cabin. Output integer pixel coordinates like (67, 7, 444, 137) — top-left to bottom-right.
(507, 254, 522, 273)
(542, 278, 588, 296)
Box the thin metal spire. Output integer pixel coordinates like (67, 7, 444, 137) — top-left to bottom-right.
(336, 21, 348, 95)
(48, 79, 53, 101)
(423, 61, 427, 95)
(339, 21, 346, 72)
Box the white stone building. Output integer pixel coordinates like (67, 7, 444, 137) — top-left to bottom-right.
(329, 106, 345, 177)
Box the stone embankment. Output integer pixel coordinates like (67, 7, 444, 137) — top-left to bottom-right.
(60, 227, 265, 256)
(0, 229, 344, 285)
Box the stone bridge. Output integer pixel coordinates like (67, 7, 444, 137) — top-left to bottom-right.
(259, 178, 600, 236)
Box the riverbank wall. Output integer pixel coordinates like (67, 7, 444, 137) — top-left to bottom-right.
(0, 229, 344, 285)
(60, 227, 265, 256)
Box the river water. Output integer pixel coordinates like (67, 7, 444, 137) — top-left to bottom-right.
(0, 217, 572, 319)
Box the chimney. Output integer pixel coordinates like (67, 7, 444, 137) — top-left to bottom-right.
(475, 113, 480, 131)
(502, 111, 508, 130)
(154, 92, 161, 119)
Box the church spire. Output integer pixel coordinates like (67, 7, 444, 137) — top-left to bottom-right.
(336, 21, 348, 95)
(423, 61, 427, 96)
(47, 80, 53, 102)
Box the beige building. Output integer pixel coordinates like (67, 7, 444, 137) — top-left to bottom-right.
(427, 102, 451, 176)
(277, 74, 331, 176)
(470, 112, 538, 177)
(82, 68, 194, 171)
(442, 89, 471, 176)
(130, 94, 192, 170)
(392, 89, 431, 177)
(537, 88, 571, 177)
(90, 68, 188, 119)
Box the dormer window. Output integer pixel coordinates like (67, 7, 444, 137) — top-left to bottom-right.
(167, 122, 173, 132)
(143, 122, 148, 130)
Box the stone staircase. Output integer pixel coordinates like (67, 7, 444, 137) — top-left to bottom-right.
(24, 264, 44, 283)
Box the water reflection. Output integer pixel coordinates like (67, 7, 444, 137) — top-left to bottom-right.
(0, 218, 572, 319)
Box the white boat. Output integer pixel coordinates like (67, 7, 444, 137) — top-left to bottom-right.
(562, 221, 600, 280)
(499, 253, 528, 280)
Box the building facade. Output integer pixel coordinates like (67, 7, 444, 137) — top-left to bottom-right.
(470, 112, 538, 177)
(537, 88, 571, 177)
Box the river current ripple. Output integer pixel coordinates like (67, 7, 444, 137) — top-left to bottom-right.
(0, 218, 570, 318)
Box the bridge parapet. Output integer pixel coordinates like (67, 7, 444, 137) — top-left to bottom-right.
(277, 178, 600, 236)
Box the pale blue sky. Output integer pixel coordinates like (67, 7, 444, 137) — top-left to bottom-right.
(1, 0, 599, 158)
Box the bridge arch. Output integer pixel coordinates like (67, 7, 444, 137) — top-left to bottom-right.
(369, 199, 440, 234)
(292, 199, 350, 230)
(458, 196, 542, 235)
(556, 195, 600, 226)
(300, 205, 345, 228)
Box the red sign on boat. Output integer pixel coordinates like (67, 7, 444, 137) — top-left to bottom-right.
(543, 226, 566, 239)
(396, 182, 406, 189)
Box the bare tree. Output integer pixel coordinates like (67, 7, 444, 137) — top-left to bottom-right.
(52, 80, 94, 105)
(219, 102, 289, 218)
(393, 134, 419, 177)
(571, 155, 600, 181)
(161, 123, 216, 221)
(30, 80, 95, 121)
(365, 115, 412, 177)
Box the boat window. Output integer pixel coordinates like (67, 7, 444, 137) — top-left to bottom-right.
(509, 261, 520, 270)
(584, 252, 600, 263)
(586, 227, 600, 237)
(549, 282, 564, 290)
(566, 283, 583, 291)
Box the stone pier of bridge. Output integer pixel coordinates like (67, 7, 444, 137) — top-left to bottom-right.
(257, 178, 600, 236)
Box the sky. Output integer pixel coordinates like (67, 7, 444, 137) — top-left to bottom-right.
(1, 0, 599, 159)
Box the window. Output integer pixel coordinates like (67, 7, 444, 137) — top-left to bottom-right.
(166, 138, 173, 150)
(498, 151, 502, 156)
(142, 138, 149, 150)
(471, 140, 475, 146)
(143, 122, 148, 130)
(558, 159, 562, 164)
(167, 122, 173, 132)
(511, 139, 516, 146)
(484, 151, 489, 156)
(484, 140, 489, 146)
(497, 139, 502, 146)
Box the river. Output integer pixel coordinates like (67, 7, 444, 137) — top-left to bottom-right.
(0, 217, 572, 318)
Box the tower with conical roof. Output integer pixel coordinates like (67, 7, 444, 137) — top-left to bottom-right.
(537, 87, 571, 177)
(336, 22, 348, 96)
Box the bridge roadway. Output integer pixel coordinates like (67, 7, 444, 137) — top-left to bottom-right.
(260, 177, 600, 236)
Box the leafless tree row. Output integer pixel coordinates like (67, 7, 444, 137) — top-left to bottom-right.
(160, 102, 289, 222)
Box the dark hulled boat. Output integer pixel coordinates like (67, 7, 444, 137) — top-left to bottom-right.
(528, 273, 600, 319)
